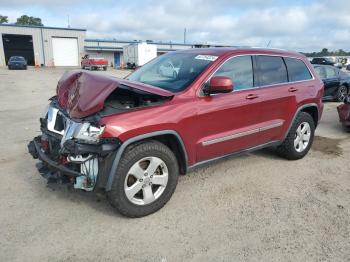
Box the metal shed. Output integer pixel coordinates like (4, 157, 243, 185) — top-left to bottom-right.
(0, 24, 86, 67)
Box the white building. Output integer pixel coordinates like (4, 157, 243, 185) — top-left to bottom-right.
(0, 24, 86, 66)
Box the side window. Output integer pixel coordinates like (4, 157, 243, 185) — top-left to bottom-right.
(256, 56, 288, 86)
(284, 57, 312, 82)
(314, 66, 326, 79)
(325, 67, 337, 78)
(213, 56, 254, 91)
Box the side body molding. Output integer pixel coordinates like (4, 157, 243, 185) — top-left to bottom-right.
(105, 130, 188, 191)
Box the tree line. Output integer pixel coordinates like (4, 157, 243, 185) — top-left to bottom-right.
(0, 14, 43, 26)
(302, 48, 350, 57)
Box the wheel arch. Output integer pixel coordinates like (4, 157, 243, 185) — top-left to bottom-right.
(301, 105, 319, 127)
(284, 103, 319, 140)
(105, 130, 188, 191)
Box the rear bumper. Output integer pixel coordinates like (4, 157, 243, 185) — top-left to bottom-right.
(84, 64, 107, 68)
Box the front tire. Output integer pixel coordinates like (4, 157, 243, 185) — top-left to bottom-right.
(107, 140, 179, 217)
(276, 112, 315, 160)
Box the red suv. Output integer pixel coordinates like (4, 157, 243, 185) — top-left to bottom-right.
(28, 48, 324, 217)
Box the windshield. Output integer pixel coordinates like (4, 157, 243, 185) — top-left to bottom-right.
(127, 53, 217, 92)
(9, 56, 25, 62)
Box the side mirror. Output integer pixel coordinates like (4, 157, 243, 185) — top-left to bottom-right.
(205, 76, 233, 95)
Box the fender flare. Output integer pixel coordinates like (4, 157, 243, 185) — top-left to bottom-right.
(283, 103, 319, 140)
(105, 130, 188, 191)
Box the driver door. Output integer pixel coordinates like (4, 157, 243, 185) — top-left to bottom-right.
(195, 55, 262, 162)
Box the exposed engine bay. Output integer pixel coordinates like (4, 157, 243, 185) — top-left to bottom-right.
(101, 85, 170, 115)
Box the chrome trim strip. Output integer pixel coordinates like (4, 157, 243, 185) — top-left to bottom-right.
(202, 128, 259, 146)
(260, 122, 283, 132)
(202, 121, 283, 146)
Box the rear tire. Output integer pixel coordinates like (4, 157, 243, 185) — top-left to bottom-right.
(103, 66, 107, 71)
(107, 140, 179, 217)
(336, 85, 348, 102)
(276, 112, 315, 160)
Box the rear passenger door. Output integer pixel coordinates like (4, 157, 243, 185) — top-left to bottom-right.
(255, 55, 301, 144)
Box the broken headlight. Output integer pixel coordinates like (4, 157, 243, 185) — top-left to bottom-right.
(74, 123, 105, 143)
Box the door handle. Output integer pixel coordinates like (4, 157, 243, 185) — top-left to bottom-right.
(246, 94, 259, 100)
(288, 87, 298, 92)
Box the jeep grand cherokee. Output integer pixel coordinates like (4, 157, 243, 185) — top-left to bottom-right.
(28, 48, 324, 217)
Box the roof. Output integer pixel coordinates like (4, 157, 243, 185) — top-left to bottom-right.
(173, 47, 304, 58)
(0, 23, 86, 31)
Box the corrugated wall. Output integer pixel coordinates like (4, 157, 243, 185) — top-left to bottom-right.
(0, 25, 86, 67)
(0, 26, 42, 66)
(42, 29, 85, 66)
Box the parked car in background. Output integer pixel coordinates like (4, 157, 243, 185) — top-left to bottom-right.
(158, 61, 180, 78)
(8, 56, 27, 70)
(334, 62, 343, 69)
(81, 55, 108, 71)
(311, 57, 335, 66)
(337, 96, 350, 130)
(313, 64, 350, 102)
(28, 48, 324, 217)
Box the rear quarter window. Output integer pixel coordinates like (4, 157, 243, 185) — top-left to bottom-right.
(284, 57, 312, 82)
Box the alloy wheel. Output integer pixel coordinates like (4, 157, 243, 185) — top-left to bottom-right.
(338, 86, 348, 102)
(124, 156, 169, 205)
(294, 122, 311, 153)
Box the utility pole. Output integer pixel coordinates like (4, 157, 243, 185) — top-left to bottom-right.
(184, 28, 186, 44)
(67, 15, 70, 28)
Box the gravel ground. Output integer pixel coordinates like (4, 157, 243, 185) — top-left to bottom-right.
(0, 67, 349, 262)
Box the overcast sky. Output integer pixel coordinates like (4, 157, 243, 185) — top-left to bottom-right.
(0, 0, 349, 52)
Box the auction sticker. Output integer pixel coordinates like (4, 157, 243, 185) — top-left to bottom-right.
(195, 55, 218, 61)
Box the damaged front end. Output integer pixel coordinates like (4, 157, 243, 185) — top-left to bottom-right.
(28, 71, 173, 191)
(28, 100, 120, 191)
(337, 97, 350, 128)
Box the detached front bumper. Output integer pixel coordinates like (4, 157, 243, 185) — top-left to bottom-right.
(28, 132, 120, 189)
(28, 137, 82, 177)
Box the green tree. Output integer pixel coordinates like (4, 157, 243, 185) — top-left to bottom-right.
(0, 15, 8, 24)
(15, 15, 43, 26)
(320, 48, 329, 56)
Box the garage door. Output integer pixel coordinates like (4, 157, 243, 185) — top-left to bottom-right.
(52, 37, 78, 66)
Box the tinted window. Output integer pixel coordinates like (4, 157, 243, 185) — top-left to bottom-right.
(257, 56, 288, 86)
(213, 56, 254, 91)
(9, 56, 25, 62)
(325, 67, 337, 78)
(284, 58, 312, 81)
(314, 66, 326, 79)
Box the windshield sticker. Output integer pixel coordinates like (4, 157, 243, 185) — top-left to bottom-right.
(195, 55, 218, 61)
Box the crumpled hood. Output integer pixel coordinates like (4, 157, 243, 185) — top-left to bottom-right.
(56, 70, 173, 119)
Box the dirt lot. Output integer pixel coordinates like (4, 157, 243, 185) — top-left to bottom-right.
(0, 67, 349, 262)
